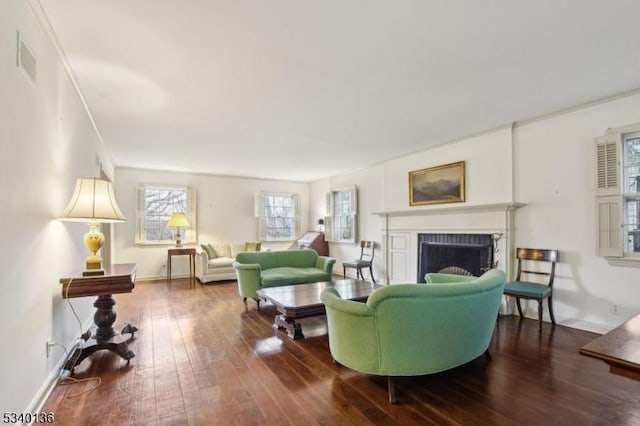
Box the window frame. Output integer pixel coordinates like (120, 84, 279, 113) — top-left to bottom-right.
(255, 192, 300, 242)
(324, 185, 357, 244)
(135, 185, 197, 246)
(622, 131, 640, 257)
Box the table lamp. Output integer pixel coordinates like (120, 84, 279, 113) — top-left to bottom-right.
(60, 177, 126, 275)
(168, 212, 189, 247)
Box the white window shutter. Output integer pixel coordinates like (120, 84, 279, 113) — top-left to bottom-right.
(595, 133, 621, 196)
(348, 186, 357, 243)
(325, 191, 333, 216)
(293, 194, 301, 236)
(135, 186, 146, 244)
(255, 192, 264, 239)
(350, 186, 358, 215)
(324, 191, 333, 240)
(324, 215, 333, 241)
(185, 188, 197, 243)
(596, 195, 623, 257)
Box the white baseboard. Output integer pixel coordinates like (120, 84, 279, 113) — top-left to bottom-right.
(514, 311, 611, 334)
(26, 316, 93, 416)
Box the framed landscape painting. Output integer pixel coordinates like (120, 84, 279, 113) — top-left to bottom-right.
(409, 161, 465, 206)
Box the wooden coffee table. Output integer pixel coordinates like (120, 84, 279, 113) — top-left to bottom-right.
(257, 278, 382, 340)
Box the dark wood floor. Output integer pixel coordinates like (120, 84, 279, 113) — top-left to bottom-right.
(44, 279, 640, 425)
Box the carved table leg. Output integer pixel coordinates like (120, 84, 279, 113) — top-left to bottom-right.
(64, 294, 137, 373)
(94, 295, 117, 341)
(274, 314, 304, 340)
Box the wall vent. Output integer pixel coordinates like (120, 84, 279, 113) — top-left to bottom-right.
(17, 31, 37, 86)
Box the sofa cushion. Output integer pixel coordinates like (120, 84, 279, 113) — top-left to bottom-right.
(211, 244, 231, 258)
(235, 251, 279, 270)
(261, 267, 331, 287)
(244, 241, 262, 252)
(208, 257, 234, 268)
(272, 250, 319, 268)
(201, 244, 216, 259)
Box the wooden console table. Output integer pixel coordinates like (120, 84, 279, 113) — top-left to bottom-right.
(579, 313, 640, 381)
(167, 247, 196, 288)
(59, 263, 138, 373)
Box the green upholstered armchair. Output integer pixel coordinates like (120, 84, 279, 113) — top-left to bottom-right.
(320, 269, 506, 403)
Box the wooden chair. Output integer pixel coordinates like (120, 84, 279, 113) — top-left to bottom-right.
(342, 241, 376, 283)
(504, 248, 558, 331)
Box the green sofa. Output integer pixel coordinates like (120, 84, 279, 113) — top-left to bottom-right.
(234, 249, 336, 308)
(320, 269, 506, 403)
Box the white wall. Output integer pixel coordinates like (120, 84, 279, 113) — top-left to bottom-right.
(1, 0, 111, 413)
(383, 125, 514, 211)
(514, 93, 640, 332)
(311, 98, 640, 333)
(114, 168, 310, 280)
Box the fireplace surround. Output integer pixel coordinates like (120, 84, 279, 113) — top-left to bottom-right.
(374, 202, 524, 285)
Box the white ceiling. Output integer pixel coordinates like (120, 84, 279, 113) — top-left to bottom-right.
(39, 1, 640, 182)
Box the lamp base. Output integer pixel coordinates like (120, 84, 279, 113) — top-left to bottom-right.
(83, 269, 105, 276)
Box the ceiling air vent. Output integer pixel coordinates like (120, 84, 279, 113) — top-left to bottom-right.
(17, 31, 37, 86)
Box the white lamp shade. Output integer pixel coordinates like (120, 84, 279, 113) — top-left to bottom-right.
(168, 212, 189, 228)
(60, 178, 126, 223)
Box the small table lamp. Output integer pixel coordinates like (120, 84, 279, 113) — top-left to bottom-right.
(168, 212, 189, 247)
(60, 177, 126, 275)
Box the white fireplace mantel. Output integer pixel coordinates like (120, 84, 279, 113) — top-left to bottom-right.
(371, 202, 526, 218)
(374, 202, 526, 286)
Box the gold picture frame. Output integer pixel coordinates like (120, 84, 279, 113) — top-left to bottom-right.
(409, 161, 465, 206)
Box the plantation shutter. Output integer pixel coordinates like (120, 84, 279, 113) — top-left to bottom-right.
(324, 191, 333, 241)
(596, 195, 623, 257)
(595, 133, 623, 257)
(595, 133, 621, 196)
(255, 192, 265, 239)
(293, 194, 301, 236)
(184, 188, 197, 244)
(347, 185, 358, 244)
(135, 186, 146, 244)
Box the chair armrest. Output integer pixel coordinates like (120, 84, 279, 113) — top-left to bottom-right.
(424, 273, 478, 284)
(195, 251, 208, 278)
(321, 288, 373, 317)
(316, 256, 336, 273)
(233, 262, 262, 298)
(321, 288, 379, 373)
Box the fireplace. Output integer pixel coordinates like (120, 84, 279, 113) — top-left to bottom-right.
(417, 233, 493, 282)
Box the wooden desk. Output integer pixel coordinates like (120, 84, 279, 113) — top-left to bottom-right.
(579, 313, 640, 381)
(167, 247, 196, 288)
(59, 263, 137, 372)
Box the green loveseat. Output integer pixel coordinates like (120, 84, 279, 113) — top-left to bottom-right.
(320, 269, 506, 403)
(234, 249, 336, 308)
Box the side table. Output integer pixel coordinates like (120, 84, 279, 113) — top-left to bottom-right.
(167, 247, 196, 288)
(59, 263, 138, 373)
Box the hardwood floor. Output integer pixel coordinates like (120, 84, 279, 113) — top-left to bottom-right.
(43, 279, 640, 425)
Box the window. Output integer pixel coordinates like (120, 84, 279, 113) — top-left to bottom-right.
(255, 192, 300, 241)
(623, 132, 640, 255)
(135, 185, 196, 245)
(595, 124, 640, 258)
(325, 186, 357, 243)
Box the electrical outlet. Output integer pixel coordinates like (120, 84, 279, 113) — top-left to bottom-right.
(610, 303, 621, 315)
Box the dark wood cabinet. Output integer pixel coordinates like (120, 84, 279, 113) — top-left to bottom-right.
(290, 231, 329, 256)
